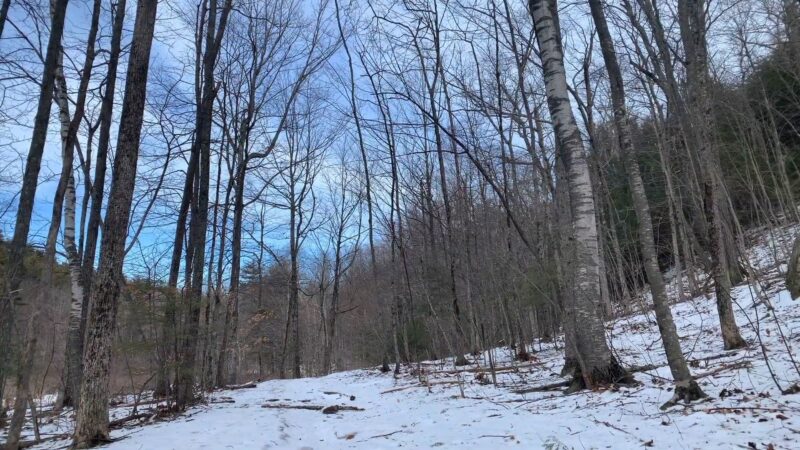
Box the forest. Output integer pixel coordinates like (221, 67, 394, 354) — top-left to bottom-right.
(1, 0, 800, 448)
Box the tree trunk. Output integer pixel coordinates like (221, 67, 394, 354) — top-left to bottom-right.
(72, 0, 158, 445)
(588, 0, 705, 404)
(44, 39, 73, 276)
(290, 199, 302, 379)
(174, 0, 233, 409)
(83, 0, 127, 276)
(787, 234, 800, 299)
(5, 315, 38, 450)
(52, 0, 102, 408)
(0, 0, 69, 410)
(218, 162, 245, 386)
(61, 175, 87, 408)
(677, 0, 746, 350)
(529, 0, 630, 388)
(0, 0, 11, 39)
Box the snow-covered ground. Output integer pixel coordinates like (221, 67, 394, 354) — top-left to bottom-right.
(6, 224, 800, 449)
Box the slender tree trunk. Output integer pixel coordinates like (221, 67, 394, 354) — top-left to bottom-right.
(72, 0, 158, 444)
(5, 315, 38, 450)
(323, 231, 343, 375)
(529, 0, 630, 388)
(51, 0, 102, 407)
(788, 234, 800, 299)
(61, 174, 87, 409)
(290, 199, 302, 379)
(333, 0, 374, 269)
(0, 0, 11, 39)
(83, 0, 127, 276)
(677, 0, 746, 350)
(44, 41, 73, 276)
(0, 0, 69, 410)
(589, 0, 705, 404)
(175, 0, 233, 409)
(218, 164, 245, 386)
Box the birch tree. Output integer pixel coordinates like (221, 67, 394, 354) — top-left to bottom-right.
(529, 0, 630, 388)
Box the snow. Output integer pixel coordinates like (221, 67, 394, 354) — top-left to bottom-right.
(6, 224, 800, 449)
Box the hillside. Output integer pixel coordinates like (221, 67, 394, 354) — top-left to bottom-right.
(4, 224, 798, 449)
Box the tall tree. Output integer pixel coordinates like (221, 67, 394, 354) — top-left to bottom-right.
(588, 0, 705, 405)
(529, 0, 630, 388)
(677, 0, 746, 350)
(52, 0, 104, 407)
(72, 0, 159, 444)
(174, 0, 234, 410)
(0, 0, 69, 410)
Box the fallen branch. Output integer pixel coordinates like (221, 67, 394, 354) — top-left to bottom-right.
(512, 380, 570, 394)
(369, 430, 405, 439)
(695, 361, 751, 379)
(703, 406, 789, 414)
(628, 363, 661, 373)
(261, 404, 321, 411)
(434, 362, 539, 375)
(381, 380, 461, 394)
(17, 433, 71, 449)
(322, 405, 364, 414)
(224, 382, 257, 390)
(260, 403, 364, 413)
(689, 352, 739, 367)
(109, 412, 154, 428)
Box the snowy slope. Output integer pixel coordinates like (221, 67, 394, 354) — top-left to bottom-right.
(7, 224, 800, 450)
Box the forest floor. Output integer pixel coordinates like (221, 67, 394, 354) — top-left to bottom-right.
(7, 223, 800, 449)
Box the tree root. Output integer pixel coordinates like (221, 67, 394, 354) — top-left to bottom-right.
(660, 379, 707, 410)
(566, 359, 635, 393)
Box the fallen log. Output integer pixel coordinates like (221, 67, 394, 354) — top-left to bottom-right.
(261, 404, 320, 411)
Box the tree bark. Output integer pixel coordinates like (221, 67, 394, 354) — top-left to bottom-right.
(787, 234, 800, 299)
(0, 0, 10, 40)
(0, 0, 69, 410)
(72, 0, 158, 445)
(588, 0, 705, 404)
(54, 0, 103, 407)
(677, 0, 746, 350)
(529, 0, 630, 388)
(175, 0, 233, 409)
(61, 174, 86, 408)
(5, 315, 38, 450)
(83, 0, 128, 277)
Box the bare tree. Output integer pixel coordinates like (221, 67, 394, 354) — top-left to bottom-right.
(0, 0, 69, 409)
(73, 0, 159, 444)
(588, 0, 704, 405)
(529, 0, 630, 388)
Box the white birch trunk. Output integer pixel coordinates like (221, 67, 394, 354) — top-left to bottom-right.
(529, 0, 627, 385)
